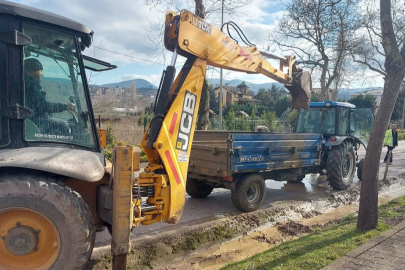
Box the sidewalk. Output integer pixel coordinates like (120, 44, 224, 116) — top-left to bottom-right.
(322, 141, 405, 270)
(322, 220, 405, 270)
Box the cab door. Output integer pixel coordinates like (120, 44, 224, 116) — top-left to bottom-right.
(350, 108, 374, 148)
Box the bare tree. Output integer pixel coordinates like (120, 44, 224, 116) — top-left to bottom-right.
(270, 0, 359, 100)
(145, 0, 253, 22)
(357, 0, 405, 230)
(351, 0, 405, 80)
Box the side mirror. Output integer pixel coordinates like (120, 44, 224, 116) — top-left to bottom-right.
(80, 34, 93, 50)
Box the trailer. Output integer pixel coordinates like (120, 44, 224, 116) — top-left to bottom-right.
(187, 101, 374, 212)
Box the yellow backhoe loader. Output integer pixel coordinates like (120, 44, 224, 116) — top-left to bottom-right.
(0, 1, 311, 269)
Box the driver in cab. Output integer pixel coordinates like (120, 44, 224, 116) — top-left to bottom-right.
(24, 58, 76, 136)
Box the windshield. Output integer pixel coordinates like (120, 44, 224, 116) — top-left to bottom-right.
(350, 108, 374, 147)
(296, 107, 336, 134)
(23, 23, 95, 148)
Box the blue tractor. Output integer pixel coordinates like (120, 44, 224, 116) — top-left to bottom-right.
(295, 100, 373, 188)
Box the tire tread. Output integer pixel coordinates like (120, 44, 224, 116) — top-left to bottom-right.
(326, 141, 355, 190)
(231, 174, 266, 212)
(0, 174, 95, 270)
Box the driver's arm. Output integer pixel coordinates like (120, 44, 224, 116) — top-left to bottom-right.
(45, 101, 75, 113)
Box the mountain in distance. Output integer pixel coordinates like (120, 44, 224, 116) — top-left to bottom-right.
(102, 79, 157, 89)
(337, 88, 376, 101)
(98, 77, 378, 101)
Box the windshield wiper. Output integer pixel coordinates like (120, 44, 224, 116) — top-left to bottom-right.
(53, 58, 70, 78)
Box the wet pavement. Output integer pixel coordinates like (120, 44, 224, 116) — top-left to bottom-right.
(94, 170, 341, 248)
(93, 141, 405, 251)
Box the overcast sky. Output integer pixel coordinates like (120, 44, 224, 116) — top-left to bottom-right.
(12, 0, 383, 88)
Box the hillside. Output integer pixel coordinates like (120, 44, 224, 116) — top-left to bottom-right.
(97, 77, 377, 101)
(102, 79, 157, 89)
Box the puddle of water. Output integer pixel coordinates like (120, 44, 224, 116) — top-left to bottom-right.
(265, 174, 331, 195)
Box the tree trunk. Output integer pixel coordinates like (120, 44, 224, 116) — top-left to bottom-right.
(197, 79, 210, 130)
(195, 0, 205, 19)
(320, 57, 329, 101)
(357, 0, 405, 230)
(195, 0, 210, 130)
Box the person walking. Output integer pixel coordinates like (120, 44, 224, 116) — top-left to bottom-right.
(383, 124, 398, 164)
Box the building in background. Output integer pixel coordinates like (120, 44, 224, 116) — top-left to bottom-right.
(214, 81, 261, 107)
(349, 88, 383, 107)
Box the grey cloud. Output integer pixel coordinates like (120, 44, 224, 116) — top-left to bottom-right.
(18, 0, 162, 63)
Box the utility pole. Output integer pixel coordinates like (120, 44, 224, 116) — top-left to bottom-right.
(219, 0, 224, 130)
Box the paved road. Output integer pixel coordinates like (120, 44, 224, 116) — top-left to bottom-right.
(94, 141, 405, 248)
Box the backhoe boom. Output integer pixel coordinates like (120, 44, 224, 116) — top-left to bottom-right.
(164, 10, 311, 109)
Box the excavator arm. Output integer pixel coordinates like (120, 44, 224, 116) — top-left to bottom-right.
(135, 9, 312, 227)
(164, 10, 311, 109)
(111, 9, 312, 269)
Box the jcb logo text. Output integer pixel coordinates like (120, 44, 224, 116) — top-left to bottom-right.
(191, 16, 212, 35)
(176, 91, 196, 151)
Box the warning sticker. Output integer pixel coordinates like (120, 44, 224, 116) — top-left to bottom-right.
(178, 150, 189, 162)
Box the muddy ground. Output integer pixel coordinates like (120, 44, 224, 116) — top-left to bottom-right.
(87, 172, 405, 270)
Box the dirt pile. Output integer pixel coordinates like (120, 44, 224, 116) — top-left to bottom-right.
(277, 221, 313, 236)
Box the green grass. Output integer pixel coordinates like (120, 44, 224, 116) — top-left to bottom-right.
(221, 196, 405, 270)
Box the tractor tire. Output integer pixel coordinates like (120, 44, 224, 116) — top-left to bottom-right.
(326, 141, 356, 190)
(287, 174, 306, 183)
(0, 174, 95, 270)
(231, 174, 266, 212)
(186, 177, 214, 198)
(357, 158, 365, 181)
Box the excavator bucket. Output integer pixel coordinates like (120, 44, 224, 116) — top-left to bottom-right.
(285, 70, 312, 109)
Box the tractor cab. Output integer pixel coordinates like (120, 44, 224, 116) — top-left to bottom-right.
(0, 1, 115, 151)
(295, 100, 374, 147)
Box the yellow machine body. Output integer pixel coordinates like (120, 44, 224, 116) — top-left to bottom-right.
(139, 58, 207, 225)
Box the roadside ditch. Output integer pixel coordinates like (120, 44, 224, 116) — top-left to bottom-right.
(87, 173, 405, 270)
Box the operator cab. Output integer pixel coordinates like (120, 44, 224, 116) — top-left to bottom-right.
(0, 0, 115, 150)
(295, 100, 374, 146)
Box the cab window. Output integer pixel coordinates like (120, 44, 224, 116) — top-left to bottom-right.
(296, 107, 336, 134)
(338, 108, 350, 135)
(23, 23, 95, 148)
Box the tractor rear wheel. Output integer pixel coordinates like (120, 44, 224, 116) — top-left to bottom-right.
(326, 141, 356, 190)
(0, 174, 95, 270)
(186, 177, 214, 198)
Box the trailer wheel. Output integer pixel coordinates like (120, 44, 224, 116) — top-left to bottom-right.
(186, 177, 214, 198)
(231, 174, 266, 212)
(0, 174, 95, 270)
(287, 174, 306, 183)
(357, 158, 365, 181)
(326, 141, 356, 190)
